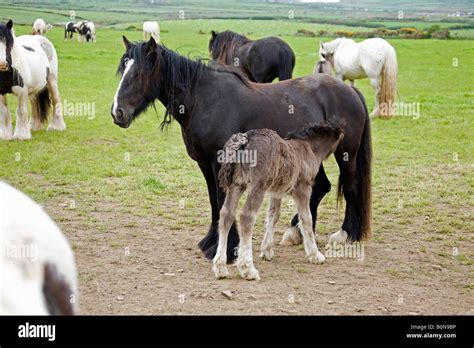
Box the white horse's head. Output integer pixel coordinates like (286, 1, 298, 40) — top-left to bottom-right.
(0, 19, 14, 71)
(319, 39, 342, 65)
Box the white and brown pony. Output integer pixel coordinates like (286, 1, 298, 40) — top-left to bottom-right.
(32, 19, 53, 36)
(143, 21, 160, 42)
(0, 20, 65, 140)
(0, 181, 78, 315)
(319, 37, 398, 117)
(213, 122, 343, 280)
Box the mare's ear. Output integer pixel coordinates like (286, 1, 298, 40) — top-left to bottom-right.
(122, 35, 133, 50)
(320, 41, 324, 50)
(211, 30, 216, 39)
(146, 37, 157, 60)
(7, 19, 13, 30)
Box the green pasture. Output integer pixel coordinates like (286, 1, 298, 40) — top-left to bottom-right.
(0, 19, 472, 262)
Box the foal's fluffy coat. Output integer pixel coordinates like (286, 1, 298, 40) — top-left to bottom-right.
(213, 122, 343, 280)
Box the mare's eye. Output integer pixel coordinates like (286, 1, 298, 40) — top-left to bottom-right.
(321, 53, 326, 59)
(124, 57, 130, 65)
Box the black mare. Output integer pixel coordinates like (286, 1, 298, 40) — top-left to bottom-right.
(111, 37, 372, 262)
(209, 30, 295, 83)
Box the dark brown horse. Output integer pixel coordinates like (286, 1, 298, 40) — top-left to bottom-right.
(209, 30, 295, 83)
(111, 37, 372, 262)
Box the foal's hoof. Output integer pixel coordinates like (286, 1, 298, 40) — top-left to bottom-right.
(212, 259, 229, 279)
(260, 248, 274, 261)
(46, 122, 66, 132)
(236, 259, 261, 281)
(308, 251, 325, 264)
(280, 226, 303, 246)
(13, 131, 32, 140)
(329, 229, 349, 245)
(0, 129, 13, 140)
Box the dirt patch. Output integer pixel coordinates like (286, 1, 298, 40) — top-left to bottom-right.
(44, 192, 473, 315)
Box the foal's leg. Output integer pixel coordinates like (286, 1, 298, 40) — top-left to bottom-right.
(260, 194, 281, 261)
(13, 89, 31, 140)
(212, 186, 243, 279)
(0, 95, 13, 140)
(283, 164, 331, 245)
(369, 76, 381, 118)
(292, 188, 325, 264)
(236, 186, 266, 280)
(46, 76, 66, 131)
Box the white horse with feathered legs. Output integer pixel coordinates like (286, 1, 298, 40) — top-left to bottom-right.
(0, 20, 65, 140)
(319, 37, 398, 117)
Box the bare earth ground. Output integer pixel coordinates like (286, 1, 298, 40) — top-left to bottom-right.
(43, 176, 473, 315)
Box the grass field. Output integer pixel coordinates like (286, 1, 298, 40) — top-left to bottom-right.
(0, 18, 473, 314)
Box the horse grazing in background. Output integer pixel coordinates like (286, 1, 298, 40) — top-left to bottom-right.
(111, 37, 372, 263)
(0, 20, 65, 140)
(314, 59, 332, 75)
(32, 19, 53, 36)
(0, 181, 78, 315)
(209, 30, 295, 82)
(77, 21, 96, 42)
(64, 21, 77, 40)
(319, 37, 397, 117)
(143, 21, 160, 42)
(213, 123, 344, 280)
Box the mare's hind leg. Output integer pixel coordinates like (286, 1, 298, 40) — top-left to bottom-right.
(0, 95, 13, 140)
(30, 95, 42, 131)
(329, 156, 357, 245)
(369, 76, 381, 118)
(260, 195, 282, 261)
(46, 77, 66, 131)
(292, 187, 325, 264)
(212, 186, 244, 279)
(236, 185, 266, 281)
(282, 164, 331, 245)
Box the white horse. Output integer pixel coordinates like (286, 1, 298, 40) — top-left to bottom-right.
(0, 20, 65, 140)
(319, 37, 398, 117)
(143, 21, 160, 42)
(0, 181, 78, 315)
(32, 19, 53, 36)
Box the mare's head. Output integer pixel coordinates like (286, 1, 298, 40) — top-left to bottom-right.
(319, 39, 340, 66)
(314, 59, 333, 75)
(111, 36, 159, 128)
(0, 20, 14, 72)
(208, 30, 248, 64)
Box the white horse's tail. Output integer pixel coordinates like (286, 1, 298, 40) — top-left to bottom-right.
(380, 46, 397, 117)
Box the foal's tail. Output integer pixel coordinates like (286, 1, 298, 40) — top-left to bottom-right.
(338, 88, 372, 241)
(379, 46, 398, 117)
(278, 48, 295, 81)
(218, 133, 249, 192)
(36, 87, 52, 125)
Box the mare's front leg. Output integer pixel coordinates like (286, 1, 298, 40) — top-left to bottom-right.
(0, 95, 13, 140)
(212, 186, 244, 279)
(13, 88, 31, 140)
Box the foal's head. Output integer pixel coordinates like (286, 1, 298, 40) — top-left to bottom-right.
(0, 20, 14, 72)
(111, 36, 159, 128)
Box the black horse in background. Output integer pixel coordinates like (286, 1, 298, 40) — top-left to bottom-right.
(208, 30, 295, 83)
(111, 37, 372, 262)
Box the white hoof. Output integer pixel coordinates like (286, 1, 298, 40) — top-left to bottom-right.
(329, 229, 349, 245)
(46, 120, 66, 131)
(0, 128, 13, 140)
(308, 250, 325, 264)
(280, 226, 303, 246)
(260, 248, 274, 261)
(212, 260, 229, 279)
(13, 129, 32, 140)
(236, 258, 260, 281)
